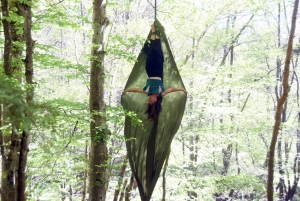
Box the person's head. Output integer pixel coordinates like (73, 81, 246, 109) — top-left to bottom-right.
(148, 94, 158, 105)
(145, 94, 163, 121)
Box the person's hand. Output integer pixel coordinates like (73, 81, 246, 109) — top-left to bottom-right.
(122, 90, 127, 96)
(183, 90, 187, 94)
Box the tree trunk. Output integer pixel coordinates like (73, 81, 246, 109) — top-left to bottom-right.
(222, 144, 233, 175)
(89, 1, 109, 201)
(1, 0, 13, 75)
(284, 129, 300, 201)
(1, 1, 33, 201)
(221, 14, 237, 176)
(235, 143, 240, 174)
(19, 1, 34, 200)
(284, 65, 300, 200)
(82, 139, 89, 201)
(162, 149, 170, 201)
(275, 5, 285, 197)
(267, 1, 299, 200)
(1, 1, 14, 199)
(277, 133, 285, 199)
(113, 156, 128, 201)
(125, 173, 135, 201)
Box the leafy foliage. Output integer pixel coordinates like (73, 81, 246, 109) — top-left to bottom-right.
(1, 0, 300, 200)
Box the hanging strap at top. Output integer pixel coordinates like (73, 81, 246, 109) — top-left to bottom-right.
(154, 0, 157, 21)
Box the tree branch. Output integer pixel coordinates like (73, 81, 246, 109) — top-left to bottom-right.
(220, 14, 254, 66)
(240, 93, 251, 112)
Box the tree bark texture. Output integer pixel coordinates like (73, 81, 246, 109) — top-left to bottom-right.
(277, 134, 285, 199)
(113, 156, 128, 201)
(0, 8, 11, 201)
(0, 0, 34, 201)
(19, 2, 34, 201)
(89, 1, 109, 201)
(1, 0, 13, 75)
(125, 173, 135, 201)
(267, 1, 299, 200)
(1, 1, 33, 201)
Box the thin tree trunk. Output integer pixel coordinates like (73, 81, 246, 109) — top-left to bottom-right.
(1, 0, 13, 199)
(284, 135, 299, 200)
(89, 1, 109, 200)
(276, 4, 285, 195)
(222, 144, 233, 175)
(220, 14, 235, 177)
(284, 72, 300, 200)
(82, 140, 88, 201)
(69, 185, 73, 201)
(162, 148, 170, 201)
(18, 131, 29, 201)
(220, 14, 254, 66)
(235, 143, 240, 174)
(118, 178, 128, 201)
(189, 36, 196, 168)
(113, 156, 128, 201)
(125, 173, 135, 201)
(267, 1, 299, 200)
(277, 133, 285, 199)
(61, 183, 66, 201)
(19, 1, 34, 200)
(183, 27, 208, 65)
(1, 0, 12, 75)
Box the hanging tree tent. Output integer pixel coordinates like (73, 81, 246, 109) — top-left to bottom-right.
(121, 19, 187, 201)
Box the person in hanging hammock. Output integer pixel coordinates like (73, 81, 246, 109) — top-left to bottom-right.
(122, 24, 187, 120)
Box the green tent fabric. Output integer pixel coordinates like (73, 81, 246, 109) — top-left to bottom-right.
(121, 19, 186, 201)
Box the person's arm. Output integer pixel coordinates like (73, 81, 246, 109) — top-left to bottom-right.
(122, 88, 147, 96)
(162, 88, 187, 96)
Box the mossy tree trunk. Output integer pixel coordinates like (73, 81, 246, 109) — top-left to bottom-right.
(89, 1, 110, 200)
(0, 0, 34, 201)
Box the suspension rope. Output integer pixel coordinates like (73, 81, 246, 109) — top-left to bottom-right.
(154, 0, 157, 22)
